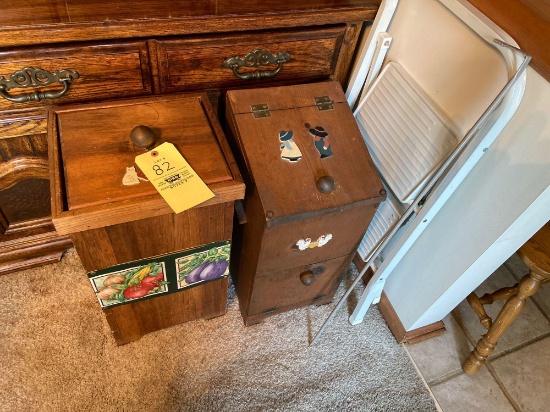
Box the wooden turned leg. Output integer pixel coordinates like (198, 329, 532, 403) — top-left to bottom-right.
(463, 271, 545, 375)
(467, 292, 492, 329)
(480, 286, 519, 306)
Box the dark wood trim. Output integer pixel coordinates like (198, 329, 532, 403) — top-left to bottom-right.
(0, 228, 72, 276)
(377, 292, 446, 344)
(0, 9, 379, 48)
(267, 198, 381, 228)
(0, 157, 49, 190)
(353, 254, 446, 343)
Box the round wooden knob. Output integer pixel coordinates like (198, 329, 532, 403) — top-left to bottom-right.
(316, 176, 335, 193)
(300, 270, 315, 286)
(130, 125, 156, 149)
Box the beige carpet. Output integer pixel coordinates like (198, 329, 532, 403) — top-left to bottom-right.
(0, 249, 436, 412)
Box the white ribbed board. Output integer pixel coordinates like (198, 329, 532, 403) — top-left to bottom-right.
(357, 189, 403, 261)
(355, 62, 459, 203)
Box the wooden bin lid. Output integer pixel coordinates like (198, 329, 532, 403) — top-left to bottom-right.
(49, 93, 244, 235)
(227, 81, 384, 225)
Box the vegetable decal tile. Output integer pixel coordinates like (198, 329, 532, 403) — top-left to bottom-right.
(88, 241, 230, 309)
(90, 262, 168, 308)
(177, 243, 231, 289)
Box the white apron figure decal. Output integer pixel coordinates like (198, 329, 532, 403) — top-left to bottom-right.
(305, 123, 333, 158)
(279, 130, 302, 162)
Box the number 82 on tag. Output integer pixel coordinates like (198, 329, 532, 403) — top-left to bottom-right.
(135, 142, 214, 213)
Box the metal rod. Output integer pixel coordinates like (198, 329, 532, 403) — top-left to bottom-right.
(310, 40, 530, 346)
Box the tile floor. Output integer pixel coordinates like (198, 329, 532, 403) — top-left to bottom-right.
(404, 254, 550, 412)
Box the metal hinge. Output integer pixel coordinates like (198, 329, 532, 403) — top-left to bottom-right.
(251, 103, 270, 118)
(314, 96, 333, 111)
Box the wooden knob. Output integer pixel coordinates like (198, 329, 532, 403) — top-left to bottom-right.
(130, 125, 156, 149)
(316, 176, 335, 193)
(300, 270, 315, 286)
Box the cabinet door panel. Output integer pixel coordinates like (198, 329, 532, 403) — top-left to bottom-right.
(0, 42, 152, 111)
(0, 177, 50, 223)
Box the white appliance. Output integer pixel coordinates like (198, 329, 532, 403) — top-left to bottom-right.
(311, 0, 535, 344)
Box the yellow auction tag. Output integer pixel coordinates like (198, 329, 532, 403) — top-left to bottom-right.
(135, 142, 215, 213)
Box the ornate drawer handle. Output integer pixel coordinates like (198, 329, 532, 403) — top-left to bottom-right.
(222, 49, 291, 80)
(0, 67, 79, 103)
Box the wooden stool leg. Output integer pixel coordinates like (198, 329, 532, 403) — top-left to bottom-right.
(467, 292, 493, 329)
(463, 271, 545, 375)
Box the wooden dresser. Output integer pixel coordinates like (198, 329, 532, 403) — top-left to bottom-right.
(0, 0, 379, 275)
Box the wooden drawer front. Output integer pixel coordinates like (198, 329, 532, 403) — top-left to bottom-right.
(256, 205, 375, 273)
(151, 26, 346, 93)
(248, 254, 350, 316)
(0, 42, 152, 111)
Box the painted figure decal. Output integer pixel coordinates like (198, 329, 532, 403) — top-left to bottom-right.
(305, 123, 333, 158)
(294, 234, 333, 251)
(279, 130, 302, 162)
(122, 165, 149, 186)
(122, 166, 140, 186)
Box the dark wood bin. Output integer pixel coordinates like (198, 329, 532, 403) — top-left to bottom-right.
(225, 81, 385, 325)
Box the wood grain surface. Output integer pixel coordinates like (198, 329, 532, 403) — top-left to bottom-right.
(71, 202, 234, 272)
(229, 82, 384, 220)
(0, 1, 379, 47)
(468, 0, 550, 81)
(518, 221, 550, 275)
(55, 96, 231, 210)
(0, 0, 378, 275)
(0, 42, 152, 111)
(49, 93, 245, 234)
(152, 26, 346, 93)
(226, 81, 384, 324)
(104, 277, 229, 345)
(248, 254, 352, 315)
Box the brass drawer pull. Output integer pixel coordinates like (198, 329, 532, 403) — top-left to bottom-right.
(0, 67, 79, 103)
(222, 49, 291, 80)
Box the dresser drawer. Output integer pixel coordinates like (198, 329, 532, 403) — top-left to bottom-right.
(248, 254, 351, 317)
(256, 205, 376, 274)
(0, 41, 152, 111)
(150, 26, 347, 93)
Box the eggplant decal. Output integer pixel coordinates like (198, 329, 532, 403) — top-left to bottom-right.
(177, 243, 231, 288)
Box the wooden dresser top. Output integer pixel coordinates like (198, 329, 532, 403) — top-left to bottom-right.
(468, 0, 550, 82)
(0, 0, 380, 48)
